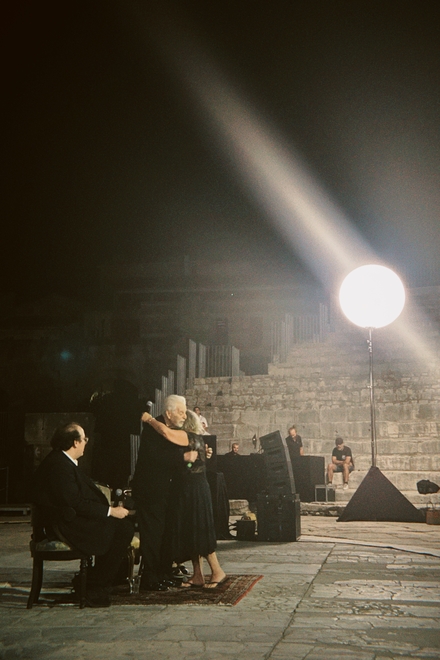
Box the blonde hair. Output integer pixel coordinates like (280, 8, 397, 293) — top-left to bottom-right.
(183, 409, 205, 435)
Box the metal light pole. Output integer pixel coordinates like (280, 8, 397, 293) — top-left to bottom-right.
(367, 327, 377, 467)
(339, 265, 405, 468)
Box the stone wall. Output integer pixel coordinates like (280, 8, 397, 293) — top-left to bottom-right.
(186, 287, 440, 501)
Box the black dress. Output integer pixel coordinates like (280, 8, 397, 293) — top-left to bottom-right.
(172, 432, 217, 563)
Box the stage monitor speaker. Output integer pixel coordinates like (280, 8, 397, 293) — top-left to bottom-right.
(315, 484, 336, 502)
(257, 493, 301, 542)
(259, 431, 295, 496)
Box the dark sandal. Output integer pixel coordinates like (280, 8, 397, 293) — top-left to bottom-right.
(204, 577, 227, 589)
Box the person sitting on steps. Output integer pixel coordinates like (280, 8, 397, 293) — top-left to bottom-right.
(327, 437, 354, 490)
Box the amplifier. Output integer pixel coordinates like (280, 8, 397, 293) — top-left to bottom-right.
(315, 484, 336, 502)
(256, 493, 301, 542)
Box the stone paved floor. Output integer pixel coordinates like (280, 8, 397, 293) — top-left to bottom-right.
(0, 516, 439, 659)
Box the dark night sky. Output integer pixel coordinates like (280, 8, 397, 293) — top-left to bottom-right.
(2, 0, 440, 301)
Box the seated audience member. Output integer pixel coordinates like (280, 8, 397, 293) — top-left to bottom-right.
(194, 406, 209, 435)
(225, 442, 240, 456)
(327, 437, 354, 490)
(32, 422, 134, 607)
(285, 425, 304, 460)
(221, 442, 243, 499)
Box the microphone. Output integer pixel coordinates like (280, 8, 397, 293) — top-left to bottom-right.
(114, 488, 124, 506)
(146, 400, 153, 412)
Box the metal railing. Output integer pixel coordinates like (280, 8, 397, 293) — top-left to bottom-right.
(271, 304, 331, 363)
(150, 341, 240, 416)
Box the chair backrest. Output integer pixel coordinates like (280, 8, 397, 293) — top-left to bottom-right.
(29, 504, 76, 553)
(30, 504, 56, 544)
(94, 481, 112, 504)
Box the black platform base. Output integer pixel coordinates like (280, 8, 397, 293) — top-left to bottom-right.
(338, 466, 425, 523)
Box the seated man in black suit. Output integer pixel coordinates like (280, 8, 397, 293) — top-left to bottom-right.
(33, 422, 134, 607)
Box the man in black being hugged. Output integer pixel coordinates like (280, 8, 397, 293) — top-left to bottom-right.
(132, 395, 197, 592)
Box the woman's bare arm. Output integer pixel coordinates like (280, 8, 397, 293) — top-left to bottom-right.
(142, 413, 189, 446)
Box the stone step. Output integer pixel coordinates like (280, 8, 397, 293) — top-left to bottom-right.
(342, 469, 440, 491)
(333, 488, 439, 507)
(305, 452, 440, 472)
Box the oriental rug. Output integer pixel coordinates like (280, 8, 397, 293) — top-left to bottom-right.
(111, 574, 263, 606)
(0, 575, 263, 608)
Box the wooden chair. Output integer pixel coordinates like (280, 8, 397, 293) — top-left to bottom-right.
(27, 483, 140, 607)
(95, 483, 141, 588)
(27, 505, 91, 609)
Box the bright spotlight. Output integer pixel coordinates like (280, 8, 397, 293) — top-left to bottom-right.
(339, 265, 405, 329)
(339, 264, 405, 467)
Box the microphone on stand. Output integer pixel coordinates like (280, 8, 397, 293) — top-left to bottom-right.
(114, 488, 124, 506)
(140, 401, 154, 433)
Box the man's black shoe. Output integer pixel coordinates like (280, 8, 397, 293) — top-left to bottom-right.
(173, 564, 189, 576)
(140, 581, 169, 592)
(162, 579, 179, 588)
(85, 595, 110, 608)
(84, 587, 111, 608)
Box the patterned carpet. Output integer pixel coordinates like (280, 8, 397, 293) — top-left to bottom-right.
(111, 575, 263, 606)
(0, 575, 263, 608)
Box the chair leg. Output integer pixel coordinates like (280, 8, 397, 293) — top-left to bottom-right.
(127, 546, 135, 584)
(27, 557, 43, 609)
(78, 558, 88, 609)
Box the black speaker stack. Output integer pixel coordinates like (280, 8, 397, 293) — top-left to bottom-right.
(256, 492, 301, 542)
(256, 431, 301, 541)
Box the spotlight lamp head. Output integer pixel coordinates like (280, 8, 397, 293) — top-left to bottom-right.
(339, 265, 405, 329)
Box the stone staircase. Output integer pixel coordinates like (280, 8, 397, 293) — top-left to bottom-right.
(329, 470, 440, 507)
(186, 306, 440, 508)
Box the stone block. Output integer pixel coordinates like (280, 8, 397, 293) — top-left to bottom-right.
(409, 455, 436, 471)
(377, 438, 418, 455)
(209, 423, 234, 439)
(320, 407, 348, 423)
(353, 456, 373, 470)
(347, 406, 370, 422)
(347, 421, 369, 438)
(417, 403, 434, 419)
(299, 423, 321, 440)
(378, 455, 411, 471)
(418, 439, 440, 454)
(385, 422, 400, 437)
(234, 425, 258, 441)
(396, 421, 432, 436)
(319, 422, 347, 439)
